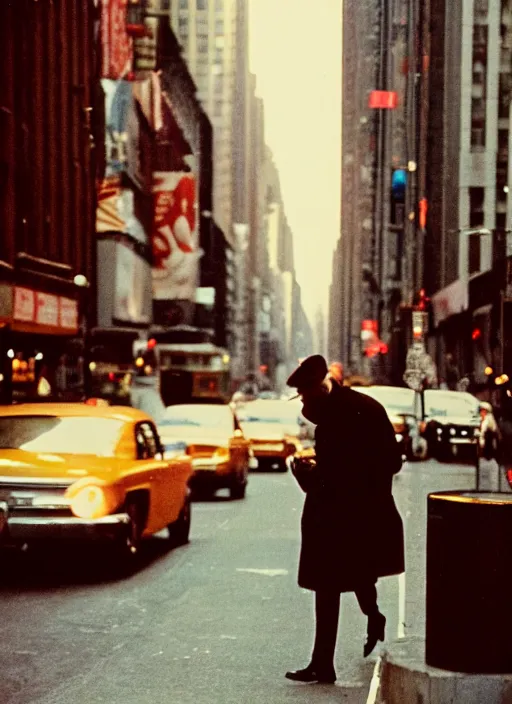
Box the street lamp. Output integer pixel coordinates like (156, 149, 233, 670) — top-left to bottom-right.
(74, 274, 90, 398)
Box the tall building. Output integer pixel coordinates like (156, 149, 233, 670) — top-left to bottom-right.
(331, 0, 381, 374)
(169, 0, 239, 244)
(424, 0, 512, 384)
(331, 0, 427, 381)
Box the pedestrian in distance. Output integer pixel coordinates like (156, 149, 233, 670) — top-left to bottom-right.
(285, 355, 405, 684)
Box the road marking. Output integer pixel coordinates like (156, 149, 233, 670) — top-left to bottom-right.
(397, 572, 406, 638)
(366, 656, 383, 704)
(236, 568, 288, 577)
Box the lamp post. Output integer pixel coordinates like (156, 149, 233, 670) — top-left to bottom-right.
(74, 274, 90, 399)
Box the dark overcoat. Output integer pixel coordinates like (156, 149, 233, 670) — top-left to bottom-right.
(297, 383, 405, 592)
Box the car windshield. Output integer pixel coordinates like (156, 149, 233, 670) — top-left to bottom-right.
(160, 405, 232, 431)
(425, 392, 479, 418)
(238, 401, 300, 424)
(355, 387, 415, 415)
(0, 415, 125, 456)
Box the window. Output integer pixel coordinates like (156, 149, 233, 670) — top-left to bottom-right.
(197, 35, 208, 52)
(136, 422, 159, 460)
(178, 16, 188, 31)
(0, 416, 125, 457)
(471, 25, 488, 150)
(468, 234, 481, 274)
(179, 0, 188, 8)
(497, 213, 507, 230)
(469, 187, 485, 227)
(213, 75, 223, 95)
(474, 0, 488, 18)
(197, 0, 207, 8)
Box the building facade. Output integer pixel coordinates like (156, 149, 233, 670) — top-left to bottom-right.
(0, 0, 100, 402)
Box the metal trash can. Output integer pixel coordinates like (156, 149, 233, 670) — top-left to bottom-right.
(426, 491, 512, 674)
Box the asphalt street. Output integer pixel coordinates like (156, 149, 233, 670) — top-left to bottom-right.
(0, 457, 485, 704)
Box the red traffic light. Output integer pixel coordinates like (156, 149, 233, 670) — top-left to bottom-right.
(472, 328, 482, 341)
(147, 338, 157, 349)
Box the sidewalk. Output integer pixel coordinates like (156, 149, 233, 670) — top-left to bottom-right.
(375, 637, 512, 704)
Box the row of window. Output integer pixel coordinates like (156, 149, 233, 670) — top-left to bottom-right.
(179, 0, 224, 10)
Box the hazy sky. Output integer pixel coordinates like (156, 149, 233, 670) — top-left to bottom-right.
(248, 0, 342, 329)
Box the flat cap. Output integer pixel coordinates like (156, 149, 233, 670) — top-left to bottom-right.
(287, 354, 329, 390)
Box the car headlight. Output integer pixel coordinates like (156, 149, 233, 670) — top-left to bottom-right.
(66, 478, 117, 519)
(450, 428, 456, 436)
(395, 433, 403, 443)
(437, 428, 443, 435)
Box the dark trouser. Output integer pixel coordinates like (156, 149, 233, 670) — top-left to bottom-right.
(311, 583, 378, 670)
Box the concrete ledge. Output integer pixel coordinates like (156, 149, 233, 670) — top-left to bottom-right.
(378, 636, 512, 704)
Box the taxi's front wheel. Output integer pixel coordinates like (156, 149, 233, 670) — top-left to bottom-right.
(115, 495, 146, 565)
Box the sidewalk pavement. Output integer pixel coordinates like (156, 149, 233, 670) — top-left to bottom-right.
(376, 637, 512, 704)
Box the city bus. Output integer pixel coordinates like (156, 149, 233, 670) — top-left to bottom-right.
(133, 339, 231, 406)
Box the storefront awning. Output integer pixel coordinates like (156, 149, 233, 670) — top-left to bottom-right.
(431, 278, 468, 327)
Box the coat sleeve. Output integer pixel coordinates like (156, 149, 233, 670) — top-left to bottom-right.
(370, 403, 403, 477)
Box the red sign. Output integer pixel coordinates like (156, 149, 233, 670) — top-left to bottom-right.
(13, 287, 78, 333)
(101, 0, 133, 79)
(36, 292, 59, 327)
(13, 287, 35, 322)
(369, 90, 398, 109)
(152, 172, 200, 302)
(59, 298, 79, 330)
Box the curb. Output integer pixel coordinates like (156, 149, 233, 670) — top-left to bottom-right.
(378, 638, 512, 704)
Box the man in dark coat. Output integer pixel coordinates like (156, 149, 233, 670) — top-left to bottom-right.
(285, 355, 404, 684)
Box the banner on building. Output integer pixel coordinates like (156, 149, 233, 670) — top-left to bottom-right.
(96, 178, 152, 326)
(152, 172, 201, 302)
(101, 0, 133, 79)
(102, 79, 142, 187)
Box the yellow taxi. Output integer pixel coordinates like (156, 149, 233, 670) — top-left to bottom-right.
(157, 403, 253, 499)
(0, 403, 192, 560)
(237, 399, 304, 471)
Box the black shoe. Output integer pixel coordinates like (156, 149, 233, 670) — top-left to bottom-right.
(364, 611, 386, 658)
(285, 665, 336, 684)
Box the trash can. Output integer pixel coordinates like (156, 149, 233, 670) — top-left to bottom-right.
(426, 491, 512, 674)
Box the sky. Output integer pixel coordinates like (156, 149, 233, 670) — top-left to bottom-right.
(248, 0, 342, 331)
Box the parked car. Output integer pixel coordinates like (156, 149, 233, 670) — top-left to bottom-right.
(0, 403, 192, 560)
(422, 390, 481, 462)
(237, 399, 305, 471)
(354, 385, 421, 460)
(157, 403, 252, 499)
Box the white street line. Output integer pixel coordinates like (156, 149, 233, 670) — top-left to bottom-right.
(235, 568, 288, 576)
(366, 656, 382, 704)
(397, 571, 406, 639)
